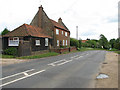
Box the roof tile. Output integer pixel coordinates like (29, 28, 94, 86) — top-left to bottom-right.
(3, 24, 52, 38)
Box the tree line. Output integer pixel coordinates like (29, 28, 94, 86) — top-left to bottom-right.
(70, 34, 120, 50)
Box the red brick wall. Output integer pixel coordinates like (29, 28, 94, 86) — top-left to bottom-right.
(51, 47, 77, 54)
(53, 27, 70, 48)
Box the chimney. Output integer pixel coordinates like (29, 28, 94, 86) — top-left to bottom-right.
(39, 5, 43, 10)
(58, 17, 62, 24)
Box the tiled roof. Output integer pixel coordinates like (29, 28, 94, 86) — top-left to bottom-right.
(3, 24, 52, 38)
(50, 19, 69, 32)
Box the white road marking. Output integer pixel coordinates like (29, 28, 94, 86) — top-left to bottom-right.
(71, 55, 79, 58)
(48, 59, 66, 66)
(0, 69, 46, 87)
(23, 72, 29, 76)
(57, 60, 72, 66)
(0, 69, 35, 81)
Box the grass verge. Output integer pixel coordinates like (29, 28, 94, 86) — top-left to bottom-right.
(17, 52, 59, 59)
(1, 54, 15, 58)
(78, 47, 105, 51)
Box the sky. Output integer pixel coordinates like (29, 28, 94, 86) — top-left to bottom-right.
(0, 0, 119, 40)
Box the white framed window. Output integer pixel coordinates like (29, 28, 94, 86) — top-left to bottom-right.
(36, 40, 40, 46)
(65, 32, 67, 36)
(9, 37, 19, 46)
(57, 40, 59, 46)
(62, 31, 64, 35)
(56, 29, 59, 35)
(45, 38, 48, 46)
(63, 40, 65, 46)
(66, 40, 67, 46)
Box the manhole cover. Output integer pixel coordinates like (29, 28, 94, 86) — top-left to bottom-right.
(96, 74, 109, 79)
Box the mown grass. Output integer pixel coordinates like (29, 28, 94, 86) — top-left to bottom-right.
(17, 52, 59, 59)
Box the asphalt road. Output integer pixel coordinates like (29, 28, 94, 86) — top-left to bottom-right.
(1, 50, 107, 88)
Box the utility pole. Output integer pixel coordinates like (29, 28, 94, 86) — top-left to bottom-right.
(76, 26, 78, 40)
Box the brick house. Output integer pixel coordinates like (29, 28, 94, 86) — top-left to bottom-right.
(2, 5, 70, 53)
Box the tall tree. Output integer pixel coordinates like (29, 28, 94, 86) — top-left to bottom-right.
(1, 28, 10, 35)
(99, 34, 109, 49)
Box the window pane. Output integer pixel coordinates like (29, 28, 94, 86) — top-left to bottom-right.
(57, 40, 59, 46)
(62, 31, 63, 35)
(36, 40, 40, 46)
(56, 29, 59, 35)
(14, 37, 18, 40)
(66, 40, 67, 46)
(65, 32, 67, 36)
(45, 38, 48, 46)
(63, 40, 64, 46)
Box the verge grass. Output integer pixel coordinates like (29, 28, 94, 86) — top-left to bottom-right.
(17, 52, 59, 59)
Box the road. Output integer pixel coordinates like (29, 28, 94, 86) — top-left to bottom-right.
(1, 50, 106, 88)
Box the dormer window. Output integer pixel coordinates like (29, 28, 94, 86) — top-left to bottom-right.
(56, 29, 59, 35)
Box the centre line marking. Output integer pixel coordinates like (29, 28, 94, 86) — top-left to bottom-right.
(0, 69, 46, 87)
(48, 59, 66, 66)
(0, 69, 35, 81)
(57, 60, 72, 66)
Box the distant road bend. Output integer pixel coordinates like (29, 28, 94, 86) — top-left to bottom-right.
(1, 50, 106, 88)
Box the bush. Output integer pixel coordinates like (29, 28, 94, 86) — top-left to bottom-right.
(4, 47, 18, 56)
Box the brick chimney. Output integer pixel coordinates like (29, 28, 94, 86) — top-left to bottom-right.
(58, 17, 62, 24)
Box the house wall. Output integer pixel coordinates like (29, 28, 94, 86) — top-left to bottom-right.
(53, 27, 70, 48)
(30, 37, 51, 52)
(2, 37, 24, 50)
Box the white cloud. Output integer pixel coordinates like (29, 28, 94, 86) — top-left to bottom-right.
(0, 0, 119, 40)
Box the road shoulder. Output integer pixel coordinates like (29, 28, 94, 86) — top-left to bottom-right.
(95, 52, 118, 88)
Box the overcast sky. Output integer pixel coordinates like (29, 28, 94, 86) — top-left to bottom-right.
(0, 0, 119, 40)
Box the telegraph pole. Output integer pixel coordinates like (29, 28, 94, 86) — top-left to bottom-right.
(76, 26, 78, 40)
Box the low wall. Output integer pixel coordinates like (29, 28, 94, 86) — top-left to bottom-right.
(32, 50, 49, 55)
(51, 47, 77, 54)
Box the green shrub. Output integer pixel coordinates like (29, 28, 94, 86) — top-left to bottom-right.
(4, 47, 18, 56)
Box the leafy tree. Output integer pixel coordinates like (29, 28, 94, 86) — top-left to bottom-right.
(70, 38, 79, 48)
(114, 38, 120, 50)
(1, 28, 10, 35)
(99, 34, 110, 49)
(109, 39, 116, 48)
